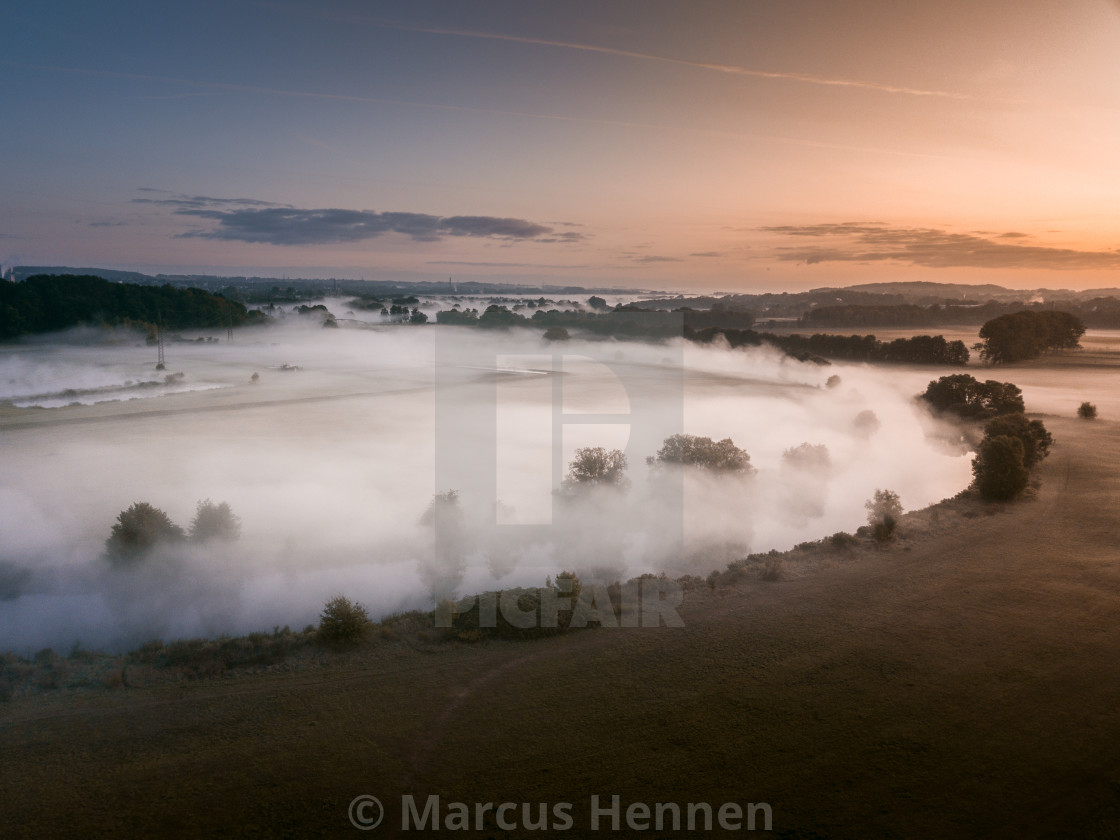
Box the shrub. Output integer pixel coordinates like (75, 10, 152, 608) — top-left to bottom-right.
(865, 489, 903, 542)
(317, 596, 372, 646)
(1078, 401, 1098, 420)
(972, 435, 1030, 500)
(543, 327, 570, 341)
(105, 502, 185, 563)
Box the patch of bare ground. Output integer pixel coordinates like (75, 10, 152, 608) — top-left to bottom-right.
(3, 417, 1120, 838)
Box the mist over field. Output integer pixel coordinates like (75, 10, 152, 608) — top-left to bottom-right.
(0, 308, 973, 653)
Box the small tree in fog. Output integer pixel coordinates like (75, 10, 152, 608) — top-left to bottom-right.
(865, 489, 902, 542)
(983, 414, 1051, 470)
(105, 502, 185, 563)
(318, 596, 371, 646)
(562, 447, 629, 491)
(189, 499, 241, 543)
(647, 434, 754, 475)
(781, 443, 831, 472)
(853, 409, 880, 437)
(1078, 401, 1098, 420)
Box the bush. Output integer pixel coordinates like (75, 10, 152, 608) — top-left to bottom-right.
(1078, 401, 1098, 420)
(543, 327, 570, 341)
(317, 596, 372, 646)
(865, 489, 903, 542)
(105, 502, 185, 563)
(972, 435, 1030, 500)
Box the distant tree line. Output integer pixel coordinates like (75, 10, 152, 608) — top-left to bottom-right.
(0, 275, 258, 339)
(802, 299, 1119, 329)
(686, 327, 970, 366)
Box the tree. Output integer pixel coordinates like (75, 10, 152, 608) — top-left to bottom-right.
(647, 434, 754, 474)
(409, 307, 428, 324)
(865, 489, 903, 542)
(972, 435, 1029, 500)
(105, 502, 185, 563)
(317, 596, 371, 646)
(983, 414, 1051, 469)
(587, 296, 609, 311)
(782, 443, 831, 471)
(1078, 401, 1098, 420)
(853, 409, 880, 436)
(562, 447, 629, 490)
(189, 499, 241, 542)
(543, 326, 570, 341)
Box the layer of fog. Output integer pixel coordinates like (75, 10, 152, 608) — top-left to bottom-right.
(0, 317, 972, 654)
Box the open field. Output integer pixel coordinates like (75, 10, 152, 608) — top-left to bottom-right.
(2, 402, 1119, 837)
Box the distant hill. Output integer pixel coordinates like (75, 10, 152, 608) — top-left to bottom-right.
(10, 266, 160, 284)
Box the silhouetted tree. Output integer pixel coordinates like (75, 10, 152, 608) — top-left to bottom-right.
(972, 435, 1030, 500)
(105, 502, 185, 563)
(978, 310, 1085, 363)
(1078, 401, 1098, 420)
(543, 327, 570, 341)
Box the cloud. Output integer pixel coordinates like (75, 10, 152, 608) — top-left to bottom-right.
(632, 255, 682, 264)
(689, 251, 723, 258)
(172, 203, 583, 246)
(134, 194, 286, 210)
(760, 223, 1120, 270)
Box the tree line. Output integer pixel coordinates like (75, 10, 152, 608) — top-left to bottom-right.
(0, 275, 259, 339)
(687, 327, 971, 366)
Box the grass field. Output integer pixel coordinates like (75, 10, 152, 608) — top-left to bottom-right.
(2, 355, 1119, 838)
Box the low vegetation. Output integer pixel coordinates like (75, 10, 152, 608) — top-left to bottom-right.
(1078, 401, 1098, 420)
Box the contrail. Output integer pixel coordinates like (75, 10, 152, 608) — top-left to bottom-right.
(390, 25, 972, 100)
(9, 61, 970, 160)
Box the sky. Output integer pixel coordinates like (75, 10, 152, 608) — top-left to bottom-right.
(3, 0, 1120, 292)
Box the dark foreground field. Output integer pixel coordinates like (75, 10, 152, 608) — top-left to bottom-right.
(3, 414, 1120, 839)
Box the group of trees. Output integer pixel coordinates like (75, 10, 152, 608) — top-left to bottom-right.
(920, 374, 1025, 419)
(105, 500, 240, 564)
(971, 414, 1053, 500)
(0, 275, 256, 339)
(977, 310, 1085, 364)
(921, 373, 1054, 501)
